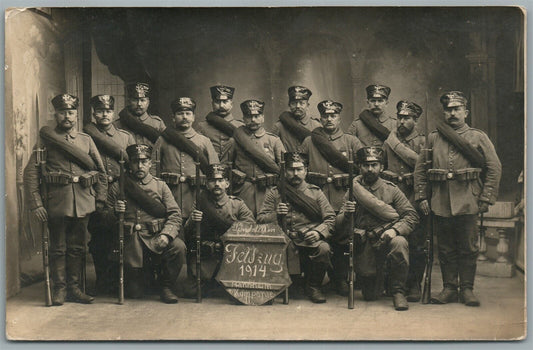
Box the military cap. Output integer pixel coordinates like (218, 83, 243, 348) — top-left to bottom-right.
(126, 82, 151, 99)
(317, 100, 343, 115)
(284, 152, 308, 168)
(126, 144, 152, 160)
(356, 146, 384, 164)
(206, 164, 230, 180)
(51, 94, 79, 110)
(90, 95, 115, 110)
(210, 85, 235, 101)
(240, 99, 265, 116)
(396, 100, 422, 118)
(288, 86, 312, 102)
(366, 84, 391, 99)
(171, 97, 196, 113)
(440, 91, 467, 108)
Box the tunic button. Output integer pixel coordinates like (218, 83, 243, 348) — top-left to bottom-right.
(179, 176, 187, 183)
(134, 224, 142, 231)
(327, 177, 333, 183)
(72, 176, 79, 183)
(108, 175, 114, 182)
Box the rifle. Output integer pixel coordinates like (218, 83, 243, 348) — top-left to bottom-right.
(226, 161, 233, 195)
(478, 212, 487, 261)
(35, 94, 52, 306)
(154, 150, 160, 178)
(421, 92, 434, 304)
(117, 151, 125, 304)
(279, 153, 289, 305)
(346, 151, 355, 309)
(195, 150, 202, 303)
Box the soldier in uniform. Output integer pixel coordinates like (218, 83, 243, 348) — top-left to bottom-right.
(184, 164, 255, 296)
(112, 144, 186, 304)
(381, 100, 426, 301)
(24, 94, 107, 305)
(336, 147, 419, 310)
(257, 152, 336, 303)
(115, 82, 166, 147)
(299, 100, 363, 296)
(348, 84, 396, 146)
(196, 85, 244, 163)
(84, 94, 135, 294)
(153, 97, 219, 223)
(414, 91, 501, 306)
(272, 86, 321, 152)
(229, 99, 286, 216)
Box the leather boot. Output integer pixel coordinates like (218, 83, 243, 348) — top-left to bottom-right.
(430, 288, 458, 304)
(393, 293, 409, 311)
(125, 267, 145, 299)
(389, 260, 409, 298)
(67, 255, 94, 304)
(50, 256, 67, 306)
(431, 263, 458, 304)
(159, 265, 179, 304)
(360, 275, 378, 301)
(459, 263, 480, 306)
(305, 262, 326, 303)
(460, 288, 480, 307)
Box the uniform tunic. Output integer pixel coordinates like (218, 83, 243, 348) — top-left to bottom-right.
(196, 112, 244, 164)
(153, 128, 219, 218)
(347, 110, 396, 147)
(115, 109, 166, 147)
(299, 128, 363, 211)
(230, 127, 286, 216)
(272, 112, 321, 152)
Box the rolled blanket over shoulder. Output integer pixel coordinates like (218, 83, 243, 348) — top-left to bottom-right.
(279, 112, 313, 143)
(40, 126, 97, 171)
(84, 123, 129, 163)
(311, 127, 352, 173)
(205, 112, 236, 137)
(233, 126, 280, 174)
(352, 176, 399, 221)
(118, 109, 161, 143)
(359, 110, 391, 142)
(285, 184, 322, 222)
(384, 131, 418, 170)
(124, 175, 166, 218)
(160, 128, 210, 174)
(197, 190, 235, 233)
(436, 121, 485, 168)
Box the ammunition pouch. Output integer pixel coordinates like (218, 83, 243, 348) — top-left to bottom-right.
(306, 172, 327, 187)
(231, 169, 247, 186)
(45, 170, 99, 188)
(246, 173, 278, 189)
(307, 172, 349, 189)
(381, 170, 414, 186)
(428, 168, 481, 182)
(124, 218, 166, 236)
(160, 172, 206, 187)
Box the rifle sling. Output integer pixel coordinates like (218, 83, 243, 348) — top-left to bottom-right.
(436, 121, 486, 168)
(359, 110, 391, 142)
(40, 126, 97, 171)
(161, 128, 210, 174)
(124, 175, 167, 218)
(84, 123, 129, 163)
(310, 127, 352, 173)
(279, 112, 313, 144)
(205, 112, 236, 137)
(285, 184, 322, 223)
(233, 126, 280, 174)
(118, 109, 161, 144)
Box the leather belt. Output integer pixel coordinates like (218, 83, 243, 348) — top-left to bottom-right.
(428, 168, 482, 182)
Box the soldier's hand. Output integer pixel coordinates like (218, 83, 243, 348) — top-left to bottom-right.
(191, 209, 203, 222)
(478, 201, 490, 214)
(115, 200, 126, 213)
(33, 206, 48, 222)
(154, 235, 170, 250)
(304, 230, 320, 244)
(345, 201, 357, 213)
(381, 229, 397, 242)
(419, 200, 430, 216)
(276, 202, 289, 215)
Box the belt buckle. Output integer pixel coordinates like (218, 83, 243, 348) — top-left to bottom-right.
(326, 177, 333, 183)
(446, 172, 454, 180)
(179, 176, 187, 183)
(134, 224, 142, 231)
(72, 176, 79, 183)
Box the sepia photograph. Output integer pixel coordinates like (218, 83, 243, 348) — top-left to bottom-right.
(4, 6, 526, 341)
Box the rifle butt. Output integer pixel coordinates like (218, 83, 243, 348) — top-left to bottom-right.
(42, 222, 52, 306)
(118, 213, 125, 305)
(196, 223, 202, 303)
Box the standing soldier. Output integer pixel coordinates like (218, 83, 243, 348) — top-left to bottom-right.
(272, 86, 321, 152)
(230, 99, 286, 216)
(115, 82, 166, 147)
(414, 91, 501, 306)
(348, 84, 396, 146)
(197, 85, 243, 163)
(24, 94, 107, 305)
(299, 100, 363, 296)
(112, 144, 187, 303)
(336, 147, 419, 310)
(153, 97, 219, 222)
(257, 152, 336, 303)
(381, 100, 426, 302)
(184, 164, 255, 296)
(84, 94, 135, 294)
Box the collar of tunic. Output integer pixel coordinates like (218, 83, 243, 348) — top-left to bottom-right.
(251, 127, 266, 138)
(363, 177, 385, 192)
(138, 173, 154, 185)
(326, 128, 344, 141)
(454, 123, 470, 134)
(55, 126, 78, 139)
(398, 128, 419, 142)
(180, 128, 198, 139)
(214, 193, 230, 208)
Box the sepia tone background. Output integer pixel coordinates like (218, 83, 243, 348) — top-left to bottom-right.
(4, 6, 524, 305)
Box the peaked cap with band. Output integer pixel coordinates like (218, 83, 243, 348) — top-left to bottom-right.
(356, 146, 384, 164)
(126, 144, 153, 160)
(396, 100, 422, 118)
(366, 84, 391, 99)
(317, 100, 343, 115)
(284, 151, 308, 168)
(126, 82, 151, 98)
(288, 86, 312, 102)
(440, 91, 468, 108)
(171, 97, 196, 113)
(210, 85, 235, 101)
(90, 95, 115, 110)
(240, 99, 265, 115)
(52, 94, 79, 110)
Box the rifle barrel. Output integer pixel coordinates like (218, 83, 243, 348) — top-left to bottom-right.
(195, 151, 202, 303)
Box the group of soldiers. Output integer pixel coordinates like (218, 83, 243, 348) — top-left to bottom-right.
(24, 81, 501, 311)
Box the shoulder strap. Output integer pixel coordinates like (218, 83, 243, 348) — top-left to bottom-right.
(40, 126, 97, 171)
(310, 127, 353, 173)
(84, 123, 129, 163)
(205, 112, 236, 137)
(436, 121, 485, 168)
(359, 110, 391, 142)
(118, 109, 161, 143)
(233, 126, 280, 174)
(279, 112, 313, 143)
(160, 128, 210, 174)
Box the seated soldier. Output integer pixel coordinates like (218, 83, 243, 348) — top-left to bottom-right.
(257, 152, 336, 303)
(183, 164, 255, 297)
(112, 144, 186, 304)
(336, 147, 419, 311)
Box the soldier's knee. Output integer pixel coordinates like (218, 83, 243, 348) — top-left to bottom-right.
(390, 236, 408, 251)
(168, 238, 187, 254)
(315, 241, 331, 257)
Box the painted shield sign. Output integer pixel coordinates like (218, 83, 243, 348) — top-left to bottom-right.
(216, 222, 292, 305)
